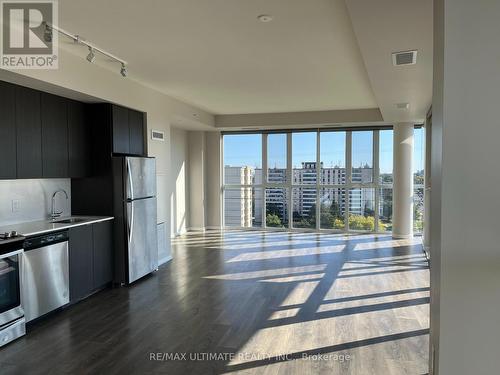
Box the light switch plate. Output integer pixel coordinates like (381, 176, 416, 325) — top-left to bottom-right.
(12, 199, 20, 213)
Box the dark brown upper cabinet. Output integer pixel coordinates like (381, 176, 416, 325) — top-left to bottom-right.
(0, 81, 17, 179)
(128, 110, 145, 156)
(41, 93, 69, 178)
(0, 80, 146, 180)
(16, 86, 42, 178)
(68, 100, 90, 178)
(112, 105, 130, 154)
(111, 104, 146, 156)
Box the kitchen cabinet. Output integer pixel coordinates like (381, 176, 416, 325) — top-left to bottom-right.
(41, 93, 68, 178)
(0, 81, 17, 179)
(68, 224, 93, 302)
(111, 104, 146, 156)
(129, 110, 145, 155)
(92, 220, 113, 290)
(0, 81, 93, 180)
(69, 221, 113, 303)
(68, 100, 89, 178)
(112, 105, 130, 154)
(16, 86, 42, 178)
(0, 80, 147, 180)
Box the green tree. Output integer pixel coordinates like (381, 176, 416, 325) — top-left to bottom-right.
(332, 218, 345, 229)
(267, 203, 281, 217)
(266, 213, 282, 227)
(329, 200, 342, 220)
(349, 214, 375, 231)
(363, 202, 375, 218)
(307, 203, 316, 226)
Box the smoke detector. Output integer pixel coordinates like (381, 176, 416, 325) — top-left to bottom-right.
(257, 15, 274, 22)
(392, 50, 418, 66)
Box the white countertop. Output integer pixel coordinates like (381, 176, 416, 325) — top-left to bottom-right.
(0, 216, 114, 237)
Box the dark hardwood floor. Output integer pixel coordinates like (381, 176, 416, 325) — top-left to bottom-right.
(0, 231, 429, 374)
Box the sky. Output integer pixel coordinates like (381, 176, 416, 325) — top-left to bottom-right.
(223, 128, 424, 174)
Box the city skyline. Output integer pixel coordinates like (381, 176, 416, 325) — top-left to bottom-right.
(223, 129, 424, 174)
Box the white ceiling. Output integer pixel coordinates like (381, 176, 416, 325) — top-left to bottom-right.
(345, 0, 433, 123)
(57, 0, 432, 121)
(58, 0, 378, 115)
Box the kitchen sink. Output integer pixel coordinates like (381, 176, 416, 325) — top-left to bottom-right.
(52, 218, 88, 224)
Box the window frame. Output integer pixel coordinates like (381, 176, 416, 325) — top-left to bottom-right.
(221, 126, 420, 233)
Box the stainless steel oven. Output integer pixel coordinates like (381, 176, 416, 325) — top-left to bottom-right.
(0, 237, 26, 347)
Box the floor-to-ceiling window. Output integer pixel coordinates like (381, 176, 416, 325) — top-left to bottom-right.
(413, 127, 425, 234)
(319, 131, 346, 230)
(266, 133, 288, 228)
(292, 132, 317, 229)
(222, 127, 423, 233)
(379, 129, 394, 232)
(223, 134, 263, 228)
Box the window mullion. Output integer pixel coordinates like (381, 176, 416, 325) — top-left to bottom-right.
(316, 131, 321, 231)
(287, 133, 292, 229)
(262, 133, 268, 229)
(374, 130, 380, 232)
(345, 131, 352, 232)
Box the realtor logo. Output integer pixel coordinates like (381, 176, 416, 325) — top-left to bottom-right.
(1, 0, 58, 69)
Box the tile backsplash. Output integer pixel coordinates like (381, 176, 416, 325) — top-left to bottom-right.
(0, 179, 71, 226)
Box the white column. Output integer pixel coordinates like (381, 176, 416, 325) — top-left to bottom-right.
(188, 131, 206, 230)
(392, 123, 414, 239)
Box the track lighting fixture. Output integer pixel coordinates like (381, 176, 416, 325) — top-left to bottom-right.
(43, 22, 128, 77)
(120, 63, 128, 77)
(86, 47, 95, 63)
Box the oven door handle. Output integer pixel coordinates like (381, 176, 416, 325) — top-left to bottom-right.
(0, 249, 23, 259)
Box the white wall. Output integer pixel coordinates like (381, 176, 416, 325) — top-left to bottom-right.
(170, 127, 189, 236)
(431, 1, 500, 374)
(0, 46, 214, 253)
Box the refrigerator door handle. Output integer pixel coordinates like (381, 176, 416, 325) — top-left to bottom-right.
(127, 202, 134, 245)
(126, 158, 135, 200)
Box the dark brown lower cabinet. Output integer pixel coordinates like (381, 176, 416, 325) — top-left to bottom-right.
(69, 220, 113, 303)
(69, 225, 93, 302)
(92, 220, 113, 290)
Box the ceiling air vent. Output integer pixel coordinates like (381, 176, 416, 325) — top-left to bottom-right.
(392, 50, 417, 66)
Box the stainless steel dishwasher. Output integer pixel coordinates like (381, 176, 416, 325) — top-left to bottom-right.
(21, 231, 69, 322)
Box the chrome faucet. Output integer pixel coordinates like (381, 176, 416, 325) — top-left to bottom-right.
(50, 189, 69, 220)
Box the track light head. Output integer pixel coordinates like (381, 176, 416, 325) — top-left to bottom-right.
(86, 47, 95, 63)
(120, 63, 128, 77)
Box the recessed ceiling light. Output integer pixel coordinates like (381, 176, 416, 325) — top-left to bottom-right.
(396, 102, 410, 109)
(257, 15, 274, 22)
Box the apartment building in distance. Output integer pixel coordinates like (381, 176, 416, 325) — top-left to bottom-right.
(224, 163, 375, 227)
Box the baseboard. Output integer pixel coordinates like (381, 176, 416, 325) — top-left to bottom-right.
(392, 233, 413, 240)
(206, 226, 222, 230)
(188, 227, 205, 232)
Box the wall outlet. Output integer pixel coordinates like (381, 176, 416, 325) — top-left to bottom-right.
(12, 199, 20, 213)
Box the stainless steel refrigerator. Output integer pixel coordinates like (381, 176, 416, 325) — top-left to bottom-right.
(113, 156, 158, 284)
